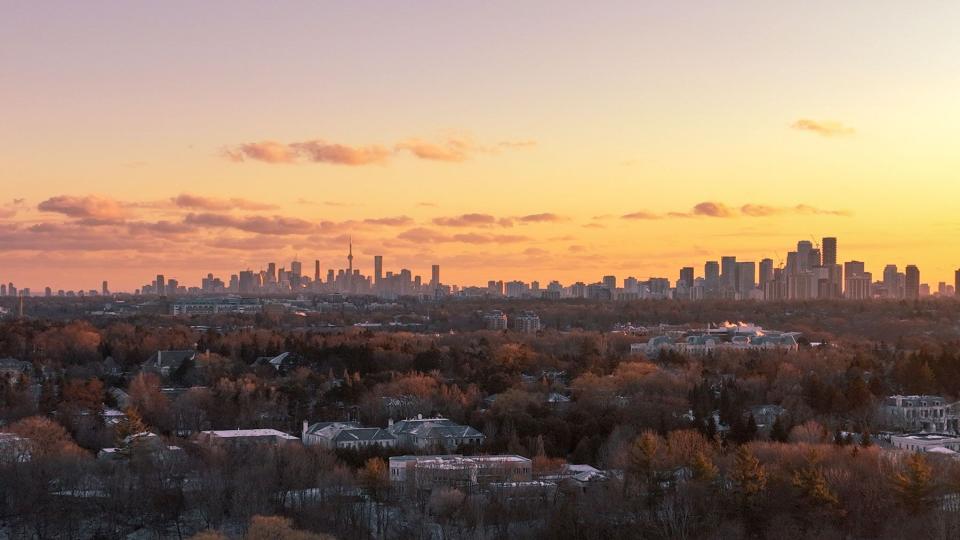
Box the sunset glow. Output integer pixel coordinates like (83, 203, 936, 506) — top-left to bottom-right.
(3, 1, 959, 291)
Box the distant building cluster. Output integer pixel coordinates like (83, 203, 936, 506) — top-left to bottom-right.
(636, 322, 800, 357)
(302, 415, 485, 451)
(5, 236, 960, 301)
(483, 310, 542, 332)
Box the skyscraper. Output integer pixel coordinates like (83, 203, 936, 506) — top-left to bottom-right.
(736, 261, 756, 296)
(679, 267, 694, 289)
(956, 269, 960, 298)
(704, 261, 720, 296)
(102, 281, 109, 296)
(266, 262, 277, 284)
(905, 265, 920, 300)
(822, 237, 837, 266)
(431, 264, 440, 288)
(796, 241, 813, 271)
(374, 255, 383, 286)
(759, 259, 774, 289)
(883, 265, 899, 298)
(155, 274, 165, 296)
(720, 256, 737, 294)
(238, 270, 256, 294)
(314, 260, 321, 283)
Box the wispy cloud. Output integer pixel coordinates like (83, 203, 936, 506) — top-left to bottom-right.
(621, 201, 852, 220)
(517, 213, 565, 223)
(433, 213, 500, 227)
(38, 195, 130, 221)
(226, 134, 534, 165)
(791, 119, 855, 137)
(290, 140, 390, 165)
(183, 213, 314, 235)
(363, 216, 413, 226)
(397, 227, 527, 244)
(172, 193, 277, 211)
(621, 211, 661, 220)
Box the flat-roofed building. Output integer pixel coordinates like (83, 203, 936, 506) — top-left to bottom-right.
(196, 428, 300, 449)
(389, 454, 531, 490)
(890, 432, 960, 454)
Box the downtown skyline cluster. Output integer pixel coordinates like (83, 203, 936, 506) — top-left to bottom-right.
(2, 236, 958, 301)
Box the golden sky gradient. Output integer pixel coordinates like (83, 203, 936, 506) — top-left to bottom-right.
(2, 1, 959, 291)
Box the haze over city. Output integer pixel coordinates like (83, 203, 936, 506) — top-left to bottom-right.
(3, 1, 960, 291)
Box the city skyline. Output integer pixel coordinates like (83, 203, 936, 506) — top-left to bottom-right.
(3, 236, 957, 300)
(3, 2, 960, 291)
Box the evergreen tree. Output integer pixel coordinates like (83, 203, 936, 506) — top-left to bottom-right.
(731, 445, 767, 530)
(770, 415, 789, 442)
(892, 453, 935, 515)
(115, 407, 148, 455)
(691, 450, 718, 483)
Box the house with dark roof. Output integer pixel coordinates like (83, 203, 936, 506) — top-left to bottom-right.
(251, 352, 301, 374)
(301, 421, 397, 450)
(387, 415, 485, 450)
(0, 358, 31, 383)
(142, 350, 197, 379)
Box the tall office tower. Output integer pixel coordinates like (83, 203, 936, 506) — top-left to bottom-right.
(374, 256, 383, 286)
(796, 241, 813, 271)
(326, 269, 335, 286)
(844, 261, 865, 297)
(155, 274, 165, 296)
(45, 287, 52, 297)
(8, 284, 16, 297)
(759, 259, 774, 289)
(167, 278, 178, 296)
(736, 261, 756, 295)
(956, 269, 960, 297)
(290, 260, 302, 289)
(1, 285, 6, 296)
(238, 270, 256, 294)
(679, 267, 694, 289)
(602, 275, 617, 290)
(102, 281, 109, 296)
(431, 264, 440, 288)
(822, 237, 837, 266)
(266, 262, 277, 284)
(808, 249, 822, 269)
(704, 261, 720, 296)
(720, 256, 737, 295)
(314, 260, 321, 283)
(905, 265, 920, 299)
(883, 265, 899, 298)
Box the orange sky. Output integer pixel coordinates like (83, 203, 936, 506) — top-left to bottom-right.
(2, 1, 959, 291)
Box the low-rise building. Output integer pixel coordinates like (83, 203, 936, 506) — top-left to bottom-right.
(251, 352, 301, 374)
(882, 395, 958, 433)
(389, 454, 531, 490)
(512, 311, 542, 333)
(301, 421, 397, 450)
(890, 432, 960, 454)
(196, 428, 300, 449)
(483, 310, 508, 330)
(142, 350, 197, 379)
(0, 358, 31, 383)
(387, 415, 485, 450)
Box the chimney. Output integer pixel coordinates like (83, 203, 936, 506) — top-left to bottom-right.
(388, 418, 394, 428)
(417, 413, 422, 420)
(302, 420, 308, 437)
